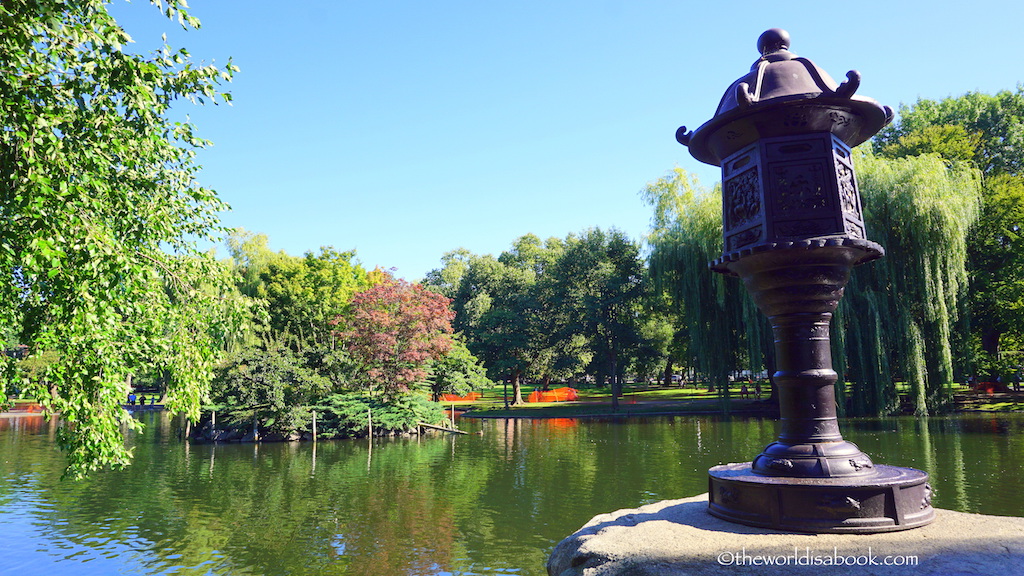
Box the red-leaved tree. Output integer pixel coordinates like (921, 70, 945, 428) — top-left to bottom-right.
(334, 277, 455, 395)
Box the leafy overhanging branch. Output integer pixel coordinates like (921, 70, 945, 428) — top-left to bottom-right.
(1, 0, 241, 478)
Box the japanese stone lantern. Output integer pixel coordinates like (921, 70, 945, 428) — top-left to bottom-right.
(677, 28, 934, 533)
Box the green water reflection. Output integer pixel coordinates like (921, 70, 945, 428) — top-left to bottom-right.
(0, 413, 1022, 575)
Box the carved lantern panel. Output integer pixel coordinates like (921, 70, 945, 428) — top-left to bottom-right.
(721, 131, 865, 255)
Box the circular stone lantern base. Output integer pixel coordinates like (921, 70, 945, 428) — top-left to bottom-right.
(708, 462, 934, 533)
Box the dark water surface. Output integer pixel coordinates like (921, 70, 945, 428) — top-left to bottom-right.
(1, 412, 1022, 575)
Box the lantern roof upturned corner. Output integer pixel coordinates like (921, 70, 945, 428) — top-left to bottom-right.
(676, 28, 895, 166)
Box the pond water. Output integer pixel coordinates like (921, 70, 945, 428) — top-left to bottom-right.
(1, 412, 1022, 575)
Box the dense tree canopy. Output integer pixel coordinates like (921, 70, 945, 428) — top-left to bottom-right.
(839, 152, 981, 415)
(427, 338, 492, 401)
(876, 88, 1024, 375)
(426, 228, 654, 406)
(206, 235, 488, 439)
(550, 228, 646, 406)
(226, 229, 374, 351)
(199, 238, 494, 442)
(876, 88, 1024, 176)
(209, 345, 330, 438)
(1, 0, 238, 476)
(967, 173, 1024, 365)
(642, 169, 765, 408)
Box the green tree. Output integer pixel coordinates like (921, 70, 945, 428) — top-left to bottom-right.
(429, 239, 577, 404)
(643, 169, 756, 408)
(634, 286, 688, 386)
(498, 234, 585, 390)
(1, 0, 237, 476)
(878, 124, 981, 165)
(876, 88, 1024, 374)
(424, 248, 495, 336)
(551, 228, 645, 407)
(426, 338, 493, 401)
(429, 244, 543, 405)
(473, 256, 539, 405)
(209, 346, 330, 438)
(226, 230, 373, 351)
(968, 174, 1024, 365)
(876, 88, 1024, 176)
(423, 248, 474, 301)
(839, 152, 981, 415)
(430, 231, 660, 405)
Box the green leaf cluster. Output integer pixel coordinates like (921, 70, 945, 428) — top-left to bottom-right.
(1, 0, 239, 477)
(209, 345, 330, 432)
(208, 236, 485, 437)
(426, 337, 493, 400)
(642, 169, 767, 408)
(426, 228, 659, 406)
(313, 392, 445, 437)
(225, 230, 373, 351)
(875, 87, 1024, 379)
(839, 152, 981, 415)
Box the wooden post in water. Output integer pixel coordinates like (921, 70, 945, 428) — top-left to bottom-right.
(312, 410, 317, 442)
(367, 408, 373, 439)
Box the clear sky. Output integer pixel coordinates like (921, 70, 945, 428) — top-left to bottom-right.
(110, 0, 1024, 281)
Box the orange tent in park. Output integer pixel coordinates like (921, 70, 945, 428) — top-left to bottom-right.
(527, 387, 579, 403)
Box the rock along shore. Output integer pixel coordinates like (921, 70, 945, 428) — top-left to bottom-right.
(548, 493, 1024, 576)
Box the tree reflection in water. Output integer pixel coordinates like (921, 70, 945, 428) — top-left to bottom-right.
(0, 412, 1022, 575)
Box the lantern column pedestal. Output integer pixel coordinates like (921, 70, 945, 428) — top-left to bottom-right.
(707, 241, 934, 533)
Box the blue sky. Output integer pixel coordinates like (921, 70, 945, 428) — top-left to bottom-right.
(110, 0, 1024, 281)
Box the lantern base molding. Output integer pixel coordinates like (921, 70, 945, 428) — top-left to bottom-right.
(708, 462, 934, 533)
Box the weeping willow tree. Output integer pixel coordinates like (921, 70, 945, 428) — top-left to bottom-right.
(838, 152, 981, 415)
(642, 168, 770, 411)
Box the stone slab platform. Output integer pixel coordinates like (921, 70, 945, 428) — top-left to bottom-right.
(548, 493, 1024, 576)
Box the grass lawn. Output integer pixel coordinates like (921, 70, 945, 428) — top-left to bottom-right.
(444, 380, 1021, 418)
(965, 401, 1024, 412)
(447, 382, 771, 418)
(465, 382, 759, 402)
(463, 401, 769, 419)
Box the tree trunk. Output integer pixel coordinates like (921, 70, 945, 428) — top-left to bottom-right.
(510, 370, 525, 406)
(981, 326, 1002, 380)
(609, 348, 621, 411)
(763, 335, 780, 408)
(159, 369, 170, 403)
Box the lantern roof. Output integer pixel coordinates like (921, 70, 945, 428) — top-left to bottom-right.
(677, 29, 894, 166)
